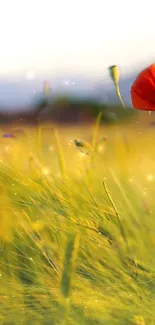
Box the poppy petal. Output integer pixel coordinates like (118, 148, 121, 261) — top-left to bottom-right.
(131, 87, 155, 111)
(131, 63, 155, 111)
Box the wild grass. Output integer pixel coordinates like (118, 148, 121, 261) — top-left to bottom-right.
(0, 120, 155, 324)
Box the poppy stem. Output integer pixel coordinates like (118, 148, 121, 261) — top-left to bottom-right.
(115, 84, 126, 110)
(149, 111, 151, 116)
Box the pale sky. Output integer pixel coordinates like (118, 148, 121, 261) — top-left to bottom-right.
(0, 0, 155, 79)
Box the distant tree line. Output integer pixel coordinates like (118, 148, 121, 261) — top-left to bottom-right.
(0, 96, 136, 125)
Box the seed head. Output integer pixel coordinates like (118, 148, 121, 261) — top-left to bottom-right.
(74, 139, 92, 155)
(108, 65, 120, 85)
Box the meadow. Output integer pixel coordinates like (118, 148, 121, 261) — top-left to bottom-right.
(0, 113, 155, 325)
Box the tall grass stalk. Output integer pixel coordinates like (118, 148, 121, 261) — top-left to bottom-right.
(53, 128, 66, 181)
(36, 119, 42, 158)
(60, 232, 80, 324)
(28, 154, 34, 178)
(102, 180, 128, 246)
(92, 111, 103, 151)
(90, 110, 103, 169)
(36, 81, 51, 158)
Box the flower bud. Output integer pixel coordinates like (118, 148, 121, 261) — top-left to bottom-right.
(108, 65, 119, 85)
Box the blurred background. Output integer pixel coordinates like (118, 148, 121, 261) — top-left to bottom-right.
(0, 0, 155, 123)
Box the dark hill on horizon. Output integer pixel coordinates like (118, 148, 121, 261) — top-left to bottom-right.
(0, 70, 138, 112)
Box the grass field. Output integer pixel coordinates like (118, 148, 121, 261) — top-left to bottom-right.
(1, 116, 155, 324)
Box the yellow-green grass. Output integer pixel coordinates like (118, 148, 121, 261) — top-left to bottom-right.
(0, 118, 155, 324)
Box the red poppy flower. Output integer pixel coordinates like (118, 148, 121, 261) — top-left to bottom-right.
(131, 63, 155, 111)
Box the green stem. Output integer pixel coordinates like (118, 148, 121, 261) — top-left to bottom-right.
(116, 84, 126, 110)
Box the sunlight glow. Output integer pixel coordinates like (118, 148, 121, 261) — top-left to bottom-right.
(42, 168, 50, 176)
(26, 71, 36, 80)
(146, 174, 154, 182)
